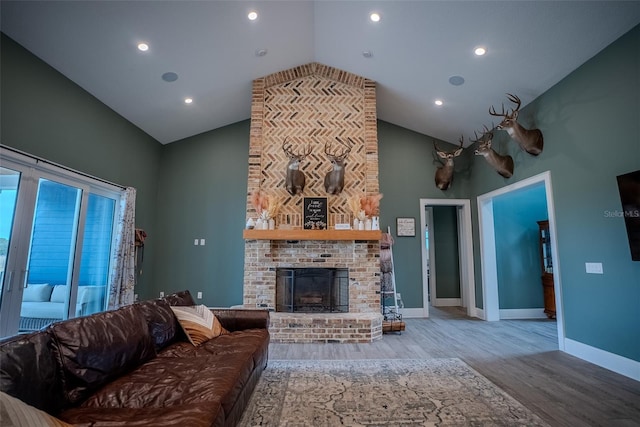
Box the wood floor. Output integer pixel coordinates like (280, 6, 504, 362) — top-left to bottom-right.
(268, 306, 640, 427)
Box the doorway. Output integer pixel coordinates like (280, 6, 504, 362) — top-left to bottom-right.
(419, 199, 475, 318)
(476, 171, 565, 348)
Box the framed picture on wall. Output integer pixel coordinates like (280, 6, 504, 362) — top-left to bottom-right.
(396, 217, 415, 237)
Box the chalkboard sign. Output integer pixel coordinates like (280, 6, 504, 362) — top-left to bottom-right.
(303, 197, 328, 230)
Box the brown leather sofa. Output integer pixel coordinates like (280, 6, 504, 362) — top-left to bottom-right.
(0, 290, 270, 427)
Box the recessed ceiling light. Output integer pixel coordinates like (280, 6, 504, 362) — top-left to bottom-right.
(255, 49, 268, 57)
(248, 11, 258, 21)
(474, 46, 487, 56)
(435, 99, 444, 106)
(184, 98, 193, 104)
(370, 12, 381, 22)
(362, 50, 373, 58)
(137, 43, 149, 52)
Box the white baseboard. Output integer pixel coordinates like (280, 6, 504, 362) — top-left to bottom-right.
(499, 308, 548, 319)
(564, 338, 640, 381)
(399, 307, 427, 318)
(432, 298, 462, 307)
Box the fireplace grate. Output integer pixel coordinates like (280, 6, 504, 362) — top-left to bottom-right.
(276, 268, 349, 313)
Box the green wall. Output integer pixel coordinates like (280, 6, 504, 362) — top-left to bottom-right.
(0, 34, 163, 296)
(377, 122, 473, 308)
(493, 184, 547, 309)
(469, 24, 640, 360)
(432, 206, 461, 299)
(153, 121, 250, 306)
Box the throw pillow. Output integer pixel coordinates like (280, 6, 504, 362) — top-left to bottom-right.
(170, 305, 228, 346)
(0, 392, 72, 427)
(22, 284, 52, 302)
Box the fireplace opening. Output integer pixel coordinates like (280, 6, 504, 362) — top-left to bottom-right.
(276, 268, 349, 313)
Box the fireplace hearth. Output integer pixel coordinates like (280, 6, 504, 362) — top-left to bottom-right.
(276, 268, 349, 313)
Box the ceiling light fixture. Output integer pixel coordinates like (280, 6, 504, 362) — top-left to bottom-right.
(184, 98, 193, 104)
(255, 49, 268, 57)
(449, 75, 465, 86)
(162, 72, 178, 82)
(362, 50, 373, 58)
(434, 99, 444, 106)
(248, 11, 258, 21)
(137, 43, 149, 52)
(474, 46, 487, 56)
(370, 12, 381, 22)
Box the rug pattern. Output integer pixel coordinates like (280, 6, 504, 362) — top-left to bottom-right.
(239, 358, 549, 426)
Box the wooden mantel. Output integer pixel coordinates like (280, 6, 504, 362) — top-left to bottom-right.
(243, 229, 381, 241)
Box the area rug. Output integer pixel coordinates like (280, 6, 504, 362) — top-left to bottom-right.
(239, 358, 550, 426)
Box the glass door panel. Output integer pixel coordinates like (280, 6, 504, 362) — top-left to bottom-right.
(0, 167, 21, 307)
(20, 179, 83, 332)
(77, 193, 116, 316)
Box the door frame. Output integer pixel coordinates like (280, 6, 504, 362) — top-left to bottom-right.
(419, 198, 476, 318)
(476, 171, 565, 348)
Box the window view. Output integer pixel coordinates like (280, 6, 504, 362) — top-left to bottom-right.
(0, 153, 121, 337)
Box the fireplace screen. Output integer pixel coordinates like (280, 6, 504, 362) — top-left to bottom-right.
(276, 268, 349, 313)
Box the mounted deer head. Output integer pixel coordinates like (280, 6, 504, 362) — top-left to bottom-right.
(282, 137, 312, 195)
(324, 138, 352, 195)
(473, 126, 514, 179)
(489, 93, 544, 156)
(434, 136, 464, 191)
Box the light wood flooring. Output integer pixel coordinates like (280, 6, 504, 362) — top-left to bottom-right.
(268, 306, 640, 427)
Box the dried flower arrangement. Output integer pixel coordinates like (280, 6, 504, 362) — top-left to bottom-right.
(360, 193, 383, 217)
(251, 190, 282, 220)
(250, 190, 269, 216)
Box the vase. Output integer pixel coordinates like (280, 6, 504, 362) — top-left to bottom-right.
(268, 218, 275, 230)
(372, 216, 379, 230)
(358, 220, 364, 231)
(365, 218, 372, 230)
(255, 218, 263, 229)
(353, 218, 360, 230)
(262, 219, 269, 230)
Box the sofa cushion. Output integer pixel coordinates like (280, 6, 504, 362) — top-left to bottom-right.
(22, 284, 53, 302)
(0, 331, 67, 415)
(50, 286, 68, 303)
(49, 304, 156, 405)
(0, 391, 72, 427)
(136, 298, 179, 350)
(60, 402, 223, 427)
(171, 305, 228, 346)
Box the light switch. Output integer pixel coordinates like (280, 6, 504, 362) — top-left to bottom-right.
(194, 239, 199, 246)
(159, 291, 165, 297)
(200, 239, 205, 246)
(197, 292, 203, 299)
(585, 262, 603, 274)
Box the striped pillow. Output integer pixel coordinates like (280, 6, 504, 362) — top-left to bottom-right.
(170, 305, 228, 346)
(0, 392, 72, 427)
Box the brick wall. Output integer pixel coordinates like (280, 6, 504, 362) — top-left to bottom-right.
(243, 63, 382, 342)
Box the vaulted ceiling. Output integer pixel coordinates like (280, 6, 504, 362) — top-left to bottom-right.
(2, 1, 639, 145)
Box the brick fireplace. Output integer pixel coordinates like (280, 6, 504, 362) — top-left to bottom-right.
(242, 63, 382, 343)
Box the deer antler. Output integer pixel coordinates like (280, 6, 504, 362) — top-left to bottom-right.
(506, 93, 521, 114)
(324, 139, 352, 161)
(282, 137, 311, 159)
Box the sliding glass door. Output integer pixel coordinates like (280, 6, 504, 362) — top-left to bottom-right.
(0, 152, 119, 338)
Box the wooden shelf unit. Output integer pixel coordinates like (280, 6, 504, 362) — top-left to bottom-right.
(242, 229, 382, 241)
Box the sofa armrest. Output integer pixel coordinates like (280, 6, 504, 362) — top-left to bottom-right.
(210, 309, 270, 331)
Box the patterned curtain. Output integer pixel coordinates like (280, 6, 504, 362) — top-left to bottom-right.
(108, 187, 137, 309)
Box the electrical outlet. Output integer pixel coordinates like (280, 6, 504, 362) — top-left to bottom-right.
(585, 262, 603, 274)
(197, 291, 203, 299)
(159, 291, 165, 297)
